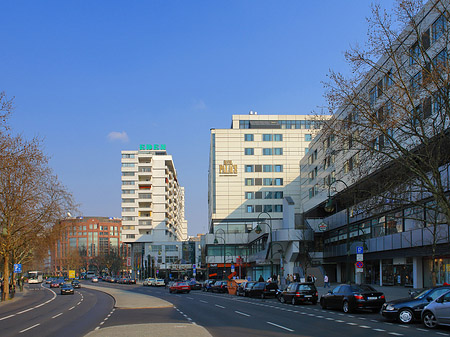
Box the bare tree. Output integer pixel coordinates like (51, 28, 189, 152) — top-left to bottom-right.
(322, 0, 450, 286)
(0, 98, 74, 299)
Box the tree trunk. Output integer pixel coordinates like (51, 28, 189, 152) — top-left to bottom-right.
(2, 255, 10, 300)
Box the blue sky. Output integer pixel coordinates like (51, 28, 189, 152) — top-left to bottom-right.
(1, 0, 394, 236)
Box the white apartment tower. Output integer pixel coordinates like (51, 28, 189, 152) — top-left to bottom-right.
(121, 144, 187, 245)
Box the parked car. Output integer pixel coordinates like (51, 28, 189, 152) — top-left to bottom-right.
(154, 279, 165, 287)
(188, 280, 202, 290)
(169, 282, 191, 294)
(60, 284, 74, 295)
(143, 278, 153, 286)
(382, 286, 450, 323)
(237, 281, 257, 297)
(248, 282, 278, 299)
(211, 280, 228, 293)
(320, 284, 385, 313)
(278, 282, 318, 305)
(202, 279, 216, 292)
(422, 290, 450, 329)
(71, 280, 81, 288)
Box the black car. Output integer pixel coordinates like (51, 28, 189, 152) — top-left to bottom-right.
(71, 280, 81, 288)
(278, 282, 318, 305)
(211, 280, 228, 293)
(236, 281, 257, 297)
(61, 284, 74, 295)
(248, 282, 279, 299)
(381, 286, 450, 323)
(188, 280, 202, 290)
(320, 284, 385, 313)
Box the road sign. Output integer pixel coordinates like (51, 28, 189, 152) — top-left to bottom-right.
(356, 254, 364, 261)
(69, 270, 75, 279)
(13, 264, 22, 273)
(355, 261, 364, 268)
(231, 264, 235, 273)
(356, 246, 364, 254)
(127, 257, 131, 267)
(318, 222, 328, 232)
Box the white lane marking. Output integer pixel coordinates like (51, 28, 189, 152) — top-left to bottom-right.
(360, 326, 371, 329)
(187, 297, 194, 300)
(436, 333, 449, 336)
(19, 323, 40, 333)
(69, 306, 75, 311)
(235, 311, 250, 317)
(335, 320, 344, 323)
(373, 328, 386, 332)
(16, 308, 34, 314)
(0, 314, 15, 321)
(200, 300, 208, 303)
(52, 313, 63, 319)
(388, 333, 403, 336)
(266, 321, 294, 332)
(347, 322, 358, 326)
(416, 328, 428, 332)
(215, 304, 225, 308)
(325, 317, 335, 321)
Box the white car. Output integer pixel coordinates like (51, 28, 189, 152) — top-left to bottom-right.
(155, 279, 165, 287)
(143, 278, 154, 286)
(91, 277, 99, 283)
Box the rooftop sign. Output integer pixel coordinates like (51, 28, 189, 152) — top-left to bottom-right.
(139, 144, 166, 151)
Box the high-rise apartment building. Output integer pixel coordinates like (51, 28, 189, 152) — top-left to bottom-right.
(121, 144, 187, 244)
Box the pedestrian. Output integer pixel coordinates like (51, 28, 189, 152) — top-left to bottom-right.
(289, 274, 294, 283)
(258, 275, 264, 282)
(267, 276, 272, 283)
(324, 274, 330, 288)
(307, 274, 312, 282)
(293, 274, 297, 282)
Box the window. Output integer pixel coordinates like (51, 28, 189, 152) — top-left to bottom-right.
(409, 42, 420, 65)
(255, 165, 262, 172)
(384, 69, 394, 88)
(274, 148, 283, 155)
(244, 148, 254, 155)
(244, 134, 254, 141)
(122, 154, 135, 158)
(410, 71, 422, 91)
(274, 191, 283, 199)
(274, 178, 283, 186)
(245, 192, 254, 199)
(263, 165, 272, 172)
(432, 15, 446, 42)
(240, 120, 250, 129)
(305, 134, 312, 141)
(263, 134, 273, 141)
(246, 205, 254, 213)
(165, 245, 178, 252)
(245, 178, 254, 186)
(422, 27, 430, 50)
(263, 148, 272, 155)
(274, 134, 283, 141)
(255, 205, 262, 212)
(263, 178, 273, 186)
(264, 191, 273, 199)
(122, 181, 135, 185)
(264, 205, 273, 213)
(122, 198, 135, 203)
(122, 163, 135, 167)
(433, 49, 447, 69)
(255, 178, 262, 186)
(123, 216, 135, 221)
(122, 172, 135, 176)
(274, 165, 283, 172)
(245, 165, 254, 172)
(255, 192, 262, 199)
(274, 205, 283, 212)
(122, 190, 135, 194)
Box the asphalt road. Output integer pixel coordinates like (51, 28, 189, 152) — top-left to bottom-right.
(92, 281, 450, 337)
(0, 283, 114, 337)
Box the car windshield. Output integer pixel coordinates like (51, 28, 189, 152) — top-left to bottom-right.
(177, 282, 188, 286)
(413, 288, 432, 299)
(298, 284, 313, 291)
(350, 285, 376, 292)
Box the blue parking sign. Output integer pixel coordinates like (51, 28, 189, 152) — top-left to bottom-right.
(13, 264, 22, 273)
(356, 246, 364, 254)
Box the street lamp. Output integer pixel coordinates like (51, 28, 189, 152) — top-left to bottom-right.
(254, 212, 273, 278)
(214, 228, 226, 279)
(325, 179, 351, 284)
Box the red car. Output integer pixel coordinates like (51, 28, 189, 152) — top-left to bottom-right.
(169, 282, 190, 294)
(50, 281, 60, 288)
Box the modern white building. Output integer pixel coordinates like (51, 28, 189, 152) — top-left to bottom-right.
(207, 113, 328, 280)
(121, 144, 188, 278)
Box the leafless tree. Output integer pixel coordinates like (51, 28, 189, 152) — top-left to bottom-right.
(322, 0, 450, 286)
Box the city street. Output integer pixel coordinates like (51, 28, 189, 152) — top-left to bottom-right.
(0, 283, 114, 337)
(91, 281, 450, 337)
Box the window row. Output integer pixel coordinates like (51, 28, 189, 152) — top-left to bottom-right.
(245, 178, 283, 186)
(245, 164, 283, 172)
(246, 204, 283, 213)
(244, 134, 283, 141)
(122, 154, 135, 159)
(244, 148, 283, 155)
(122, 181, 135, 185)
(245, 191, 283, 199)
(239, 120, 320, 129)
(122, 163, 135, 167)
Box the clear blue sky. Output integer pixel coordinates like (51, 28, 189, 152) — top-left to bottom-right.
(1, 0, 394, 236)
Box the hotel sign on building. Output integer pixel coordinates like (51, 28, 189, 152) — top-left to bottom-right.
(219, 160, 237, 175)
(139, 144, 166, 150)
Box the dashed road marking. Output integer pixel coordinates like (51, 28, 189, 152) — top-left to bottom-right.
(267, 321, 294, 332)
(235, 311, 250, 317)
(215, 304, 225, 308)
(52, 313, 63, 319)
(19, 323, 40, 333)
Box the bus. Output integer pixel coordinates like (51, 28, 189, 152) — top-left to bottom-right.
(27, 271, 43, 284)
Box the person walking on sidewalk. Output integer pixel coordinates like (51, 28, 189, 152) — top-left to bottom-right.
(324, 274, 330, 288)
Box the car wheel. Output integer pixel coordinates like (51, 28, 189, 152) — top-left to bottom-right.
(342, 300, 350, 313)
(280, 296, 286, 303)
(423, 311, 437, 329)
(398, 308, 414, 324)
(320, 298, 327, 309)
(291, 297, 296, 305)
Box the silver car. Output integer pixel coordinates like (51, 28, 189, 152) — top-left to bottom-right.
(422, 290, 450, 329)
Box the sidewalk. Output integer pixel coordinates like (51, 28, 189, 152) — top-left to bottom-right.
(83, 284, 212, 337)
(317, 283, 413, 301)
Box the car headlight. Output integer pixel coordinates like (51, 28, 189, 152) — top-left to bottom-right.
(385, 304, 396, 311)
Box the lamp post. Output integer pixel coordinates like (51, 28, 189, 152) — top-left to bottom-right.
(214, 228, 226, 279)
(324, 179, 351, 284)
(271, 242, 284, 285)
(255, 212, 273, 278)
